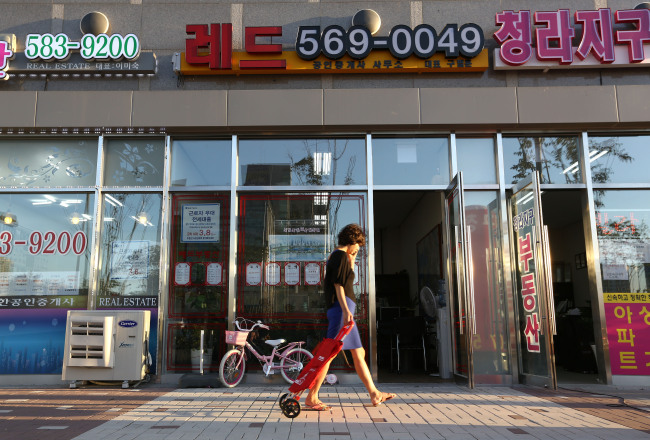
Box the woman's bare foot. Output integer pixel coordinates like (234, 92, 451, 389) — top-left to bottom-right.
(370, 391, 397, 406)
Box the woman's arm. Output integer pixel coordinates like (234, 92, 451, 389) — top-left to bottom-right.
(334, 283, 353, 323)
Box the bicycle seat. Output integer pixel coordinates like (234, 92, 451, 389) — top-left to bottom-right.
(265, 339, 286, 347)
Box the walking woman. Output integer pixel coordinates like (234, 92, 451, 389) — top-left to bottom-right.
(304, 223, 396, 411)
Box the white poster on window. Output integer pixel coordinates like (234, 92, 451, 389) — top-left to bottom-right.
(304, 262, 321, 286)
(265, 262, 281, 286)
(268, 234, 329, 261)
(111, 240, 149, 280)
(602, 264, 629, 280)
(0, 271, 80, 296)
(246, 262, 262, 286)
(181, 203, 220, 243)
(354, 262, 360, 285)
(174, 262, 191, 286)
(284, 262, 300, 286)
(206, 262, 223, 286)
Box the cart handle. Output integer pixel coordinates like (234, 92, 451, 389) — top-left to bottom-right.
(335, 321, 355, 341)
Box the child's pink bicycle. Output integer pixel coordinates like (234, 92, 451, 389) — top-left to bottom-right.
(218, 317, 313, 388)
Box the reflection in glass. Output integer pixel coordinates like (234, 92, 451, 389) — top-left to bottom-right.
(596, 190, 650, 376)
(503, 136, 581, 184)
(97, 193, 162, 304)
(0, 139, 97, 188)
(0, 193, 93, 308)
(168, 194, 229, 318)
(465, 191, 509, 376)
(510, 184, 548, 377)
(588, 135, 649, 184)
(237, 192, 367, 370)
(104, 138, 165, 186)
(446, 185, 468, 377)
(373, 137, 449, 185)
(238, 138, 366, 186)
(457, 139, 497, 184)
(171, 140, 232, 186)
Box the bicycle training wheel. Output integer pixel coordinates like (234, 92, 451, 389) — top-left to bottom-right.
(280, 347, 313, 384)
(219, 349, 246, 388)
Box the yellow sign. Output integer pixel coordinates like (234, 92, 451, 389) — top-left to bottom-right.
(178, 49, 488, 75)
(604, 293, 650, 303)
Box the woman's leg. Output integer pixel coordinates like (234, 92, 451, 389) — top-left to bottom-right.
(349, 347, 395, 405)
(304, 359, 332, 406)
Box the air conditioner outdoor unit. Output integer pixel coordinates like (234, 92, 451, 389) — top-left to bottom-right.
(62, 310, 151, 388)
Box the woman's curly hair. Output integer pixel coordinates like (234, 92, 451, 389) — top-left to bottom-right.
(337, 223, 366, 247)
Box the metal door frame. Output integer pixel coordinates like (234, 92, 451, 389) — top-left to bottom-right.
(444, 171, 476, 388)
(508, 173, 557, 389)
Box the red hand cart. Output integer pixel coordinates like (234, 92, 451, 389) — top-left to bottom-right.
(278, 321, 354, 418)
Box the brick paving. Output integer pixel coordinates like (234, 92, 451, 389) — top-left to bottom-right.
(0, 384, 647, 440)
(521, 386, 650, 435)
(0, 386, 174, 440)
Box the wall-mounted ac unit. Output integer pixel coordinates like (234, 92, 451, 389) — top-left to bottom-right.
(62, 310, 151, 387)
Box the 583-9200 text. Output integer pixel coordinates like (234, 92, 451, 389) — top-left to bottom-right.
(0, 231, 87, 256)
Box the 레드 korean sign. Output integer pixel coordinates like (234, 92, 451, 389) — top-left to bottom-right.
(176, 21, 488, 75)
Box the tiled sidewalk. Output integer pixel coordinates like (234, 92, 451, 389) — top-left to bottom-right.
(51, 384, 650, 440)
(0, 387, 174, 440)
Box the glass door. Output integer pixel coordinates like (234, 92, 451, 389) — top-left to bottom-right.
(509, 173, 557, 389)
(445, 172, 476, 387)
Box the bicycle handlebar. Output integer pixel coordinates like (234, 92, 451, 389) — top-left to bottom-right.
(234, 318, 269, 332)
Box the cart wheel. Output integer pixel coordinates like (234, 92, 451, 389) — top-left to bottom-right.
(278, 393, 289, 406)
(281, 398, 301, 418)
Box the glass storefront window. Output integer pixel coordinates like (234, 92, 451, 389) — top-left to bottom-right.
(596, 190, 650, 376)
(372, 137, 449, 185)
(464, 191, 509, 376)
(588, 135, 650, 184)
(456, 138, 497, 184)
(0, 193, 93, 308)
(96, 193, 162, 307)
(0, 192, 94, 374)
(169, 194, 229, 318)
(238, 138, 366, 186)
(503, 136, 581, 184)
(103, 138, 165, 187)
(166, 193, 230, 372)
(0, 138, 97, 188)
(237, 193, 367, 370)
(171, 139, 232, 186)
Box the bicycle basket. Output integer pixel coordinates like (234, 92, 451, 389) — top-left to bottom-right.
(225, 330, 248, 346)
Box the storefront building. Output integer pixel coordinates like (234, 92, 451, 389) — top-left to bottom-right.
(0, 1, 649, 388)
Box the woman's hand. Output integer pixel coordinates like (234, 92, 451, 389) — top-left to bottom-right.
(343, 309, 354, 323)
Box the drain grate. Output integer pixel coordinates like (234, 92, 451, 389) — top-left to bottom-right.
(507, 428, 528, 434)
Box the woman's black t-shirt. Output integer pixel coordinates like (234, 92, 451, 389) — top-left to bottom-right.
(325, 249, 355, 308)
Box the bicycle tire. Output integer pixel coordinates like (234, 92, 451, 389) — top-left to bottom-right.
(280, 347, 313, 384)
(219, 348, 246, 388)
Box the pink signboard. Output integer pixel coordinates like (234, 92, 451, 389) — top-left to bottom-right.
(604, 292, 650, 375)
(494, 8, 650, 69)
